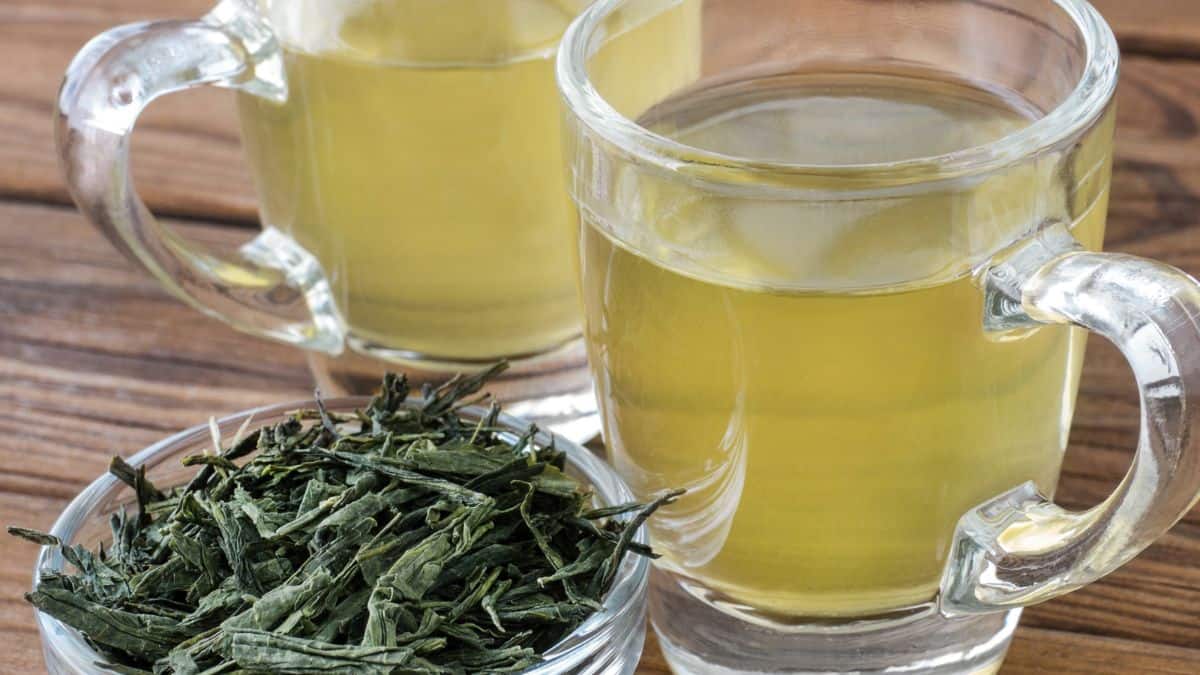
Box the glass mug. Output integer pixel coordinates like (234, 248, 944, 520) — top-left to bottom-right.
(560, 0, 1200, 673)
(55, 0, 691, 440)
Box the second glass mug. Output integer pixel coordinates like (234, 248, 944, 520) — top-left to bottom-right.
(55, 0, 685, 441)
(560, 0, 1200, 674)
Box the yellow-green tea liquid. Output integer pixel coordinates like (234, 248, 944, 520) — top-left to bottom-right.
(580, 71, 1112, 617)
(237, 1, 698, 361)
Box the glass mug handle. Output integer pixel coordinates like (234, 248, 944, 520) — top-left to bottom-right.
(942, 222, 1200, 614)
(54, 3, 343, 353)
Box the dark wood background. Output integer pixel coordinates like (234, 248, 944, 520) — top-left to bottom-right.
(1, 1, 1198, 672)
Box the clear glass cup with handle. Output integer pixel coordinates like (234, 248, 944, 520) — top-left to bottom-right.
(558, 0, 1200, 673)
(54, 0, 696, 441)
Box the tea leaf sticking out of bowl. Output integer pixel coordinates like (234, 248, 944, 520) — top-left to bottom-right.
(11, 366, 681, 674)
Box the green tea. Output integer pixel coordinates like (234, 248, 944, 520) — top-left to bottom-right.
(579, 70, 1113, 617)
(238, 0, 700, 361)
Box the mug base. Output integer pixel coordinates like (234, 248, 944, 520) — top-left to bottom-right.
(307, 334, 600, 443)
(651, 570, 1017, 675)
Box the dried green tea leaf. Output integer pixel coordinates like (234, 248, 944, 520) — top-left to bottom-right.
(7, 526, 59, 546)
(229, 629, 429, 674)
(26, 586, 196, 659)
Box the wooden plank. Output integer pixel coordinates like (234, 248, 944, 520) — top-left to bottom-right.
(1110, 57, 1200, 241)
(1091, 0, 1200, 58)
(0, 204, 311, 399)
(634, 632, 671, 675)
(1, 1, 1200, 226)
(1, 200, 1198, 670)
(0, 0, 255, 222)
(1003, 628, 1200, 674)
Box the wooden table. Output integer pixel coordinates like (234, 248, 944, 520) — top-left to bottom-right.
(2, 1, 1199, 673)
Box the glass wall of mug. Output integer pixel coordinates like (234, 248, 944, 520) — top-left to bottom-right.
(551, 1, 1190, 673)
(241, 0, 588, 422)
(56, 0, 701, 440)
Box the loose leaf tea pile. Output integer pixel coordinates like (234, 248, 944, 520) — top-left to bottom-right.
(11, 367, 679, 674)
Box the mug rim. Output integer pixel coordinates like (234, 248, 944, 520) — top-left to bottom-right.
(556, 0, 1120, 188)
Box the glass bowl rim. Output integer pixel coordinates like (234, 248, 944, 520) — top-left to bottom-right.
(32, 397, 649, 674)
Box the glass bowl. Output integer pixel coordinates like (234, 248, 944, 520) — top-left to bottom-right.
(33, 398, 649, 675)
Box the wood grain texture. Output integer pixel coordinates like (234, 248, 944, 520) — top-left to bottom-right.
(1090, 0, 1200, 58)
(0, 0, 255, 222)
